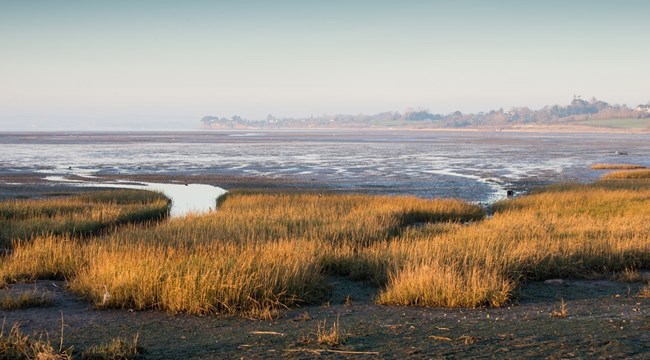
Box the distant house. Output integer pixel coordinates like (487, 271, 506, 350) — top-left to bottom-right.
(635, 104, 650, 113)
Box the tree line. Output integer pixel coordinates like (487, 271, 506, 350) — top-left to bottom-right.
(201, 96, 649, 129)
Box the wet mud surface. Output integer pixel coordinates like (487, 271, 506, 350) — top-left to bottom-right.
(1, 277, 649, 359)
(3, 130, 650, 204)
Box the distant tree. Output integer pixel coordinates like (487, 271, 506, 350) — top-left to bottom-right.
(200, 116, 216, 125)
(200, 95, 641, 129)
(403, 108, 440, 121)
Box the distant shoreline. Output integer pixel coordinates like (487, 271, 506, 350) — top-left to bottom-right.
(200, 124, 649, 134)
(1, 124, 648, 135)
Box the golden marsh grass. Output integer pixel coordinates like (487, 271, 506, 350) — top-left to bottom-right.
(0, 189, 169, 248)
(1, 194, 480, 316)
(601, 169, 650, 179)
(590, 163, 647, 170)
(1, 181, 649, 316)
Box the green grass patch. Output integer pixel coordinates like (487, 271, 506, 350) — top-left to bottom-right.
(578, 118, 650, 129)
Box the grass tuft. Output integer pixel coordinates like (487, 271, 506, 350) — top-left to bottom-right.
(0, 323, 72, 360)
(80, 334, 142, 360)
(316, 315, 347, 347)
(0, 321, 141, 360)
(612, 268, 645, 283)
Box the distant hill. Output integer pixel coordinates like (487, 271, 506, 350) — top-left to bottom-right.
(201, 97, 650, 130)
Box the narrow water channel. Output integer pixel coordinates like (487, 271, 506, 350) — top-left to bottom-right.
(45, 176, 227, 217)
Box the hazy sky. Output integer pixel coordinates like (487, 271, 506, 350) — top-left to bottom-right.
(1, 0, 649, 130)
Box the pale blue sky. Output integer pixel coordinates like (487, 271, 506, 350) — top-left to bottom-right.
(1, 0, 649, 130)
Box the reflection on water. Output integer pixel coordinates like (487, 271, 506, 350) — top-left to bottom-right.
(46, 177, 227, 217)
(143, 182, 227, 217)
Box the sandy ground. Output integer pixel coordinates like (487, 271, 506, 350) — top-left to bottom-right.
(1, 176, 649, 359)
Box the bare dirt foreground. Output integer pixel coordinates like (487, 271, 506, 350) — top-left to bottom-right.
(1, 277, 649, 359)
(1, 178, 649, 359)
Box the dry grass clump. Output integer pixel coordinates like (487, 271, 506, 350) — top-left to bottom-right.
(80, 335, 142, 360)
(0, 323, 72, 360)
(0, 190, 169, 247)
(316, 316, 347, 346)
(0, 290, 54, 310)
(0, 321, 141, 360)
(69, 239, 327, 317)
(590, 164, 647, 170)
(0, 236, 327, 317)
(1, 236, 89, 282)
(612, 268, 645, 283)
(638, 283, 650, 298)
(377, 262, 512, 307)
(601, 169, 650, 179)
